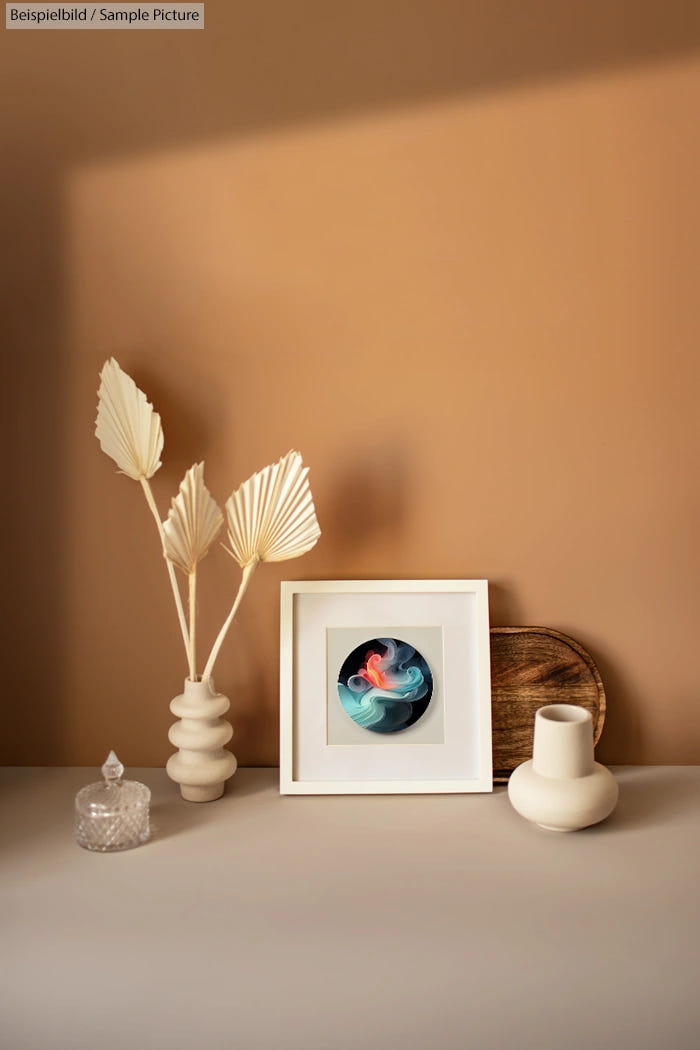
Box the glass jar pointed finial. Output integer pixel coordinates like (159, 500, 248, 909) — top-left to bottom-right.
(102, 750, 124, 785)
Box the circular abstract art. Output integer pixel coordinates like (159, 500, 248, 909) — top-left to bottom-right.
(337, 637, 433, 734)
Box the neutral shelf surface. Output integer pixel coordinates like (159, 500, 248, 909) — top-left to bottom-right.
(1, 766, 699, 1050)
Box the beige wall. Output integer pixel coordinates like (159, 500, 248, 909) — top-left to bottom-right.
(2, 3, 699, 766)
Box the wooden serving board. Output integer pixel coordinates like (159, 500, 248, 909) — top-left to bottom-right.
(490, 627, 606, 782)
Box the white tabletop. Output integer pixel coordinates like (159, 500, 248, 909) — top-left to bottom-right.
(1, 766, 699, 1050)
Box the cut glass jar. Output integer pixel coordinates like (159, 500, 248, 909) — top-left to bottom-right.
(75, 751, 150, 851)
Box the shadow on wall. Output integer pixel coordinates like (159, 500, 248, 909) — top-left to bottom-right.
(130, 357, 229, 486)
(2, 1, 699, 761)
(4, 2, 699, 167)
(587, 641, 646, 766)
(322, 449, 412, 566)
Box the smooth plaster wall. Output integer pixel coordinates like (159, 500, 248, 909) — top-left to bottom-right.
(2, 3, 699, 766)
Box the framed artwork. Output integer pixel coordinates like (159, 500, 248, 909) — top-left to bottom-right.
(280, 580, 492, 794)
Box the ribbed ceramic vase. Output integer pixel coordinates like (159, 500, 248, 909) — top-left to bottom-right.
(166, 678, 237, 802)
(508, 704, 618, 831)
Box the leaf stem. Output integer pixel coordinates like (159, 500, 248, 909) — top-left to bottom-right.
(140, 477, 192, 674)
(188, 570, 197, 681)
(202, 560, 257, 681)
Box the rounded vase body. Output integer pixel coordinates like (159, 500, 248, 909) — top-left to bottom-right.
(166, 678, 237, 802)
(508, 704, 618, 831)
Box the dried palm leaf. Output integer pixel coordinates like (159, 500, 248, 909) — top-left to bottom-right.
(95, 358, 163, 480)
(164, 464, 224, 679)
(202, 451, 320, 680)
(163, 463, 224, 576)
(95, 358, 190, 672)
(224, 450, 321, 568)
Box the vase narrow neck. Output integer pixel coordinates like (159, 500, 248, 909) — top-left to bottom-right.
(183, 677, 217, 699)
(532, 704, 594, 779)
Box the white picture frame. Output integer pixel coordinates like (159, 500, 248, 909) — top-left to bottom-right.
(280, 580, 492, 794)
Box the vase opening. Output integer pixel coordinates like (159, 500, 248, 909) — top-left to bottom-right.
(539, 704, 590, 724)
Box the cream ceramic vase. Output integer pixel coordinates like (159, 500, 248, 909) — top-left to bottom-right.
(508, 704, 618, 832)
(166, 678, 238, 802)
